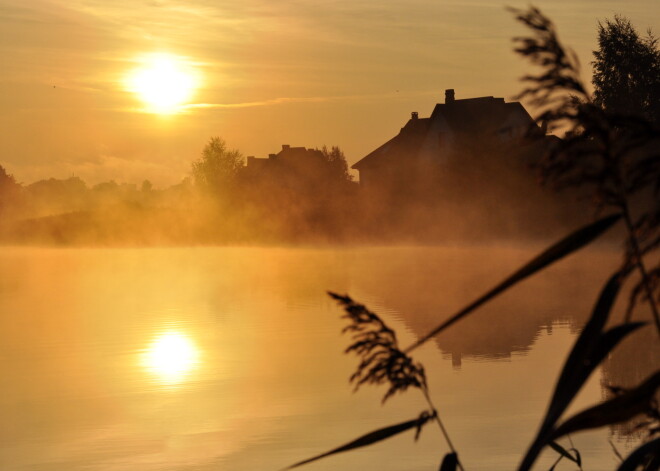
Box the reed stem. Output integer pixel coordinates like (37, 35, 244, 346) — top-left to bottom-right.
(421, 386, 465, 471)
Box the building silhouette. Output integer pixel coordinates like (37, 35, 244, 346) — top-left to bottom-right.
(352, 89, 551, 196)
(244, 145, 327, 182)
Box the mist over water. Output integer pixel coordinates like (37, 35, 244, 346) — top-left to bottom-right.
(0, 2, 658, 470)
(0, 133, 654, 471)
(0, 125, 599, 247)
(0, 156, 592, 247)
(0, 245, 651, 471)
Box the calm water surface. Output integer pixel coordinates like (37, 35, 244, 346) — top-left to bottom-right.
(0, 245, 650, 471)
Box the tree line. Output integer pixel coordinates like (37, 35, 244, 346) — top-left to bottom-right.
(0, 14, 656, 245)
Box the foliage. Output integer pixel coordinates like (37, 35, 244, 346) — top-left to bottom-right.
(141, 179, 153, 192)
(550, 371, 659, 441)
(286, 6, 660, 471)
(329, 292, 427, 403)
(592, 16, 660, 124)
(0, 164, 22, 218)
(318, 146, 353, 183)
(511, 6, 660, 333)
(320, 293, 462, 470)
(0, 165, 19, 189)
(0, 165, 21, 201)
(27, 176, 87, 199)
(191, 137, 244, 196)
(284, 410, 437, 470)
(616, 438, 660, 470)
(518, 270, 646, 470)
(25, 176, 89, 215)
(0, 141, 358, 244)
(92, 180, 120, 193)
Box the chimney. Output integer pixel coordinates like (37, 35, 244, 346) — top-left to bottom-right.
(282, 144, 290, 150)
(445, 89, 455, 103)
(411, 111, 418, 120)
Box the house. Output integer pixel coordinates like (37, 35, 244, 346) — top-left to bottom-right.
(239, 144, 357, 239)
(352, 89, 548, 193)
(244, 145, 327, 183)
(242, 145, 331, 195)
(240, 144, 357, 202)
(243, 144, 355, 189)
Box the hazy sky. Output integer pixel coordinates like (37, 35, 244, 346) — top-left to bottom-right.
(1, 0, 658, 186)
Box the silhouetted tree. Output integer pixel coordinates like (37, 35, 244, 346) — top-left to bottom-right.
(141, 179, 153, 192)
(92, 180, 119, 193)
(0, 165, 21, 215)
(318, 146, 353, 182)
(27, 176, 87, 198)
(26, 176, 88, 215)
(0, 165, 19, 192)
(592, 16, 660, 124)
(192, 137, 244, 196)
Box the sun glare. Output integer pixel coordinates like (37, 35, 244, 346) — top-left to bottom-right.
(126, 53, 198, 114)
(143, 331, 200, 384)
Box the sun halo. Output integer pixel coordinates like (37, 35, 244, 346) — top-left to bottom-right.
(143, 331, 200, 384)
(126, 53, 198, 114)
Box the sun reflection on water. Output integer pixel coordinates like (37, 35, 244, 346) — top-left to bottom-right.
(143, 331, 200, 385)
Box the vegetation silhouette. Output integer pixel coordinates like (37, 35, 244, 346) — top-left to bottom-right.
(285, 7, 659, 471)
(0, 101, 596, 244)
(0, 165, 21, 217)
(192, 136, 244, 198)
(592, 16, 660, 125)
(515, 7, 660, 333)
(0, 137, 368, 244)
(236, 144, 359, 241)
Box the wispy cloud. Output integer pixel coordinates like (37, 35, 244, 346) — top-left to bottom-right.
(181, 89, 442, 110)
(184, 96, 330, 109)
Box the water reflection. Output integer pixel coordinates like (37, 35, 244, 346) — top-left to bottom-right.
(143, 330, 201, 385)
(0, 246, 645, 471)
(346, 245, 621, 365)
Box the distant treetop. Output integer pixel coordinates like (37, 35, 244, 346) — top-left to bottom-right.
(592, 15, 660, 124)
(192, 137, 244, 195)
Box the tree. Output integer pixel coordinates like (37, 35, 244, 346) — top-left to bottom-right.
(0, 165, 21, 214)
(0, 165, 19, 192)
(92, 180, 120, 193)
(26, 176, 88, 213)
(192, 137, 244, 195)
(141, 180, 153, 192)
(592, 16, 660, 124)
(318, 145, 353, 183)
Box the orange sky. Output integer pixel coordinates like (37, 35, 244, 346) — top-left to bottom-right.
(1, 0, 658, 186)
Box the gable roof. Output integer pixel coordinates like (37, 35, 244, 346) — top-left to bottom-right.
(353, 117, 431, 170)
(352, 93, 536, 170)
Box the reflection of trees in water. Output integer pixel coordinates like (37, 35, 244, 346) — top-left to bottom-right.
(347, 244, 659, 445)
(350, 246, 618, 363)
(349, 244, 659, 441)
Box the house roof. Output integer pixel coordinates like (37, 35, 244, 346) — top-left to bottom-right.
(430, 98, 530, 133)
(353, 117, 431, 170)
(246, 145, 324, 168)
(352, 94, 537, 170)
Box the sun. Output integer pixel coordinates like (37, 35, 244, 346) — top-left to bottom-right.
(126, 53, 198, 114)
(143, 331, 200, 384)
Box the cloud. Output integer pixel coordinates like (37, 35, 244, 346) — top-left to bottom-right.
(182, 89, 441, 110)
(184, 96, 329, 109)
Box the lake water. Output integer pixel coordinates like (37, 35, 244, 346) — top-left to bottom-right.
(0, 245, 653, 471)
